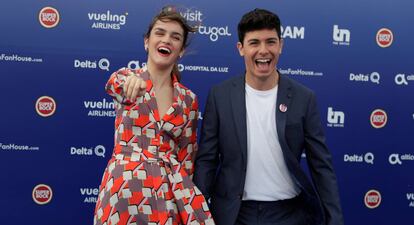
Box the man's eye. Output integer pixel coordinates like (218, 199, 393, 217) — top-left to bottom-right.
(269, 39, 279, 44)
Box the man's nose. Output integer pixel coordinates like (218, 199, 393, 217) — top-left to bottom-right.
(258, 43, 269, 54)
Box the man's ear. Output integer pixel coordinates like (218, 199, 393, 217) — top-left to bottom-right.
(279, 38, 284, 54)
(237, 42, 244, 56)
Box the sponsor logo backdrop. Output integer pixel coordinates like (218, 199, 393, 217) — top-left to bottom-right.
(1, 0, 413, 224)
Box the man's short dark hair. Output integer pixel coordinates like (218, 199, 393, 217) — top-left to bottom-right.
(237, 8, 282, 43)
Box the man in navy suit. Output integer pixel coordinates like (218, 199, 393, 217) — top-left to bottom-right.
(194, 8, 344, 225)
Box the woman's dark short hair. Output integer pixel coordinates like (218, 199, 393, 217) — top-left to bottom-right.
(145, 6, 196, 49)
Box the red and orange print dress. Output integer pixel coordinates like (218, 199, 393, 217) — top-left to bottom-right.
(94, 68, 214, 225)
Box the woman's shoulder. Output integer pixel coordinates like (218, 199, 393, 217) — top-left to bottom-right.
(112, 67, 147, 76)
(176, 82, 197, 101)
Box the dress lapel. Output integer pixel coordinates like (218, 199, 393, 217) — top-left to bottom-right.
(140, 70, 183, 130)
(162, 74, 184, 124)
(160, 74, 187, 138)
(138, 71, 160, 127)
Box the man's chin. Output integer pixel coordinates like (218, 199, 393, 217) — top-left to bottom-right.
(254, 70, 275, 78)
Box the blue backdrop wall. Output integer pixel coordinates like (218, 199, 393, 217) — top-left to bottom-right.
(0, 0, 413, 224)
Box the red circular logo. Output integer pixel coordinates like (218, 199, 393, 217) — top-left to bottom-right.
(376, 28, 393, 48)
(36, 96, 56, 117)
(39, 7, 60, 28)
(370, 109, 387, 128)
(32, 184, 53, 205)
(364, 189, 381, 209)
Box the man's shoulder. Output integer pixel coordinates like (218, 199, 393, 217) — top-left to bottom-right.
(211, 75, 244, 91)
(280, 74, 314, 96)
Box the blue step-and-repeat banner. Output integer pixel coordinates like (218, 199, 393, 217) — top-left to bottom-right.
(0, 0, 413, 224)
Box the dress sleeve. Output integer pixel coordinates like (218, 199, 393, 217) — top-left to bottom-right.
(105, 68, 135, 104)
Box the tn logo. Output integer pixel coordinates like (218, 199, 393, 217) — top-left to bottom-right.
(333, 25, 350, 43)
(327, 107, 345, 124)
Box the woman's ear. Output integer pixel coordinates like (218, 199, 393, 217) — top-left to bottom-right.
(179, 49, 185, 58)
(144, 38, 148, 52)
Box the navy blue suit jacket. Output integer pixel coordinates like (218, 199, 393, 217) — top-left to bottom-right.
(194, 74, 344, 225)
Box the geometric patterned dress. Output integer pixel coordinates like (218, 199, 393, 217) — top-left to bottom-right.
(94, 68, 215, 225)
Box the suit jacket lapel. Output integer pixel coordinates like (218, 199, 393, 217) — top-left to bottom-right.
(230, 76, 247, 165)
(276, 74, 302, 171)
(276, 74, 292, 142)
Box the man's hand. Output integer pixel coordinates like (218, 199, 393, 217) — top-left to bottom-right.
(123, 72, 147, 101)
